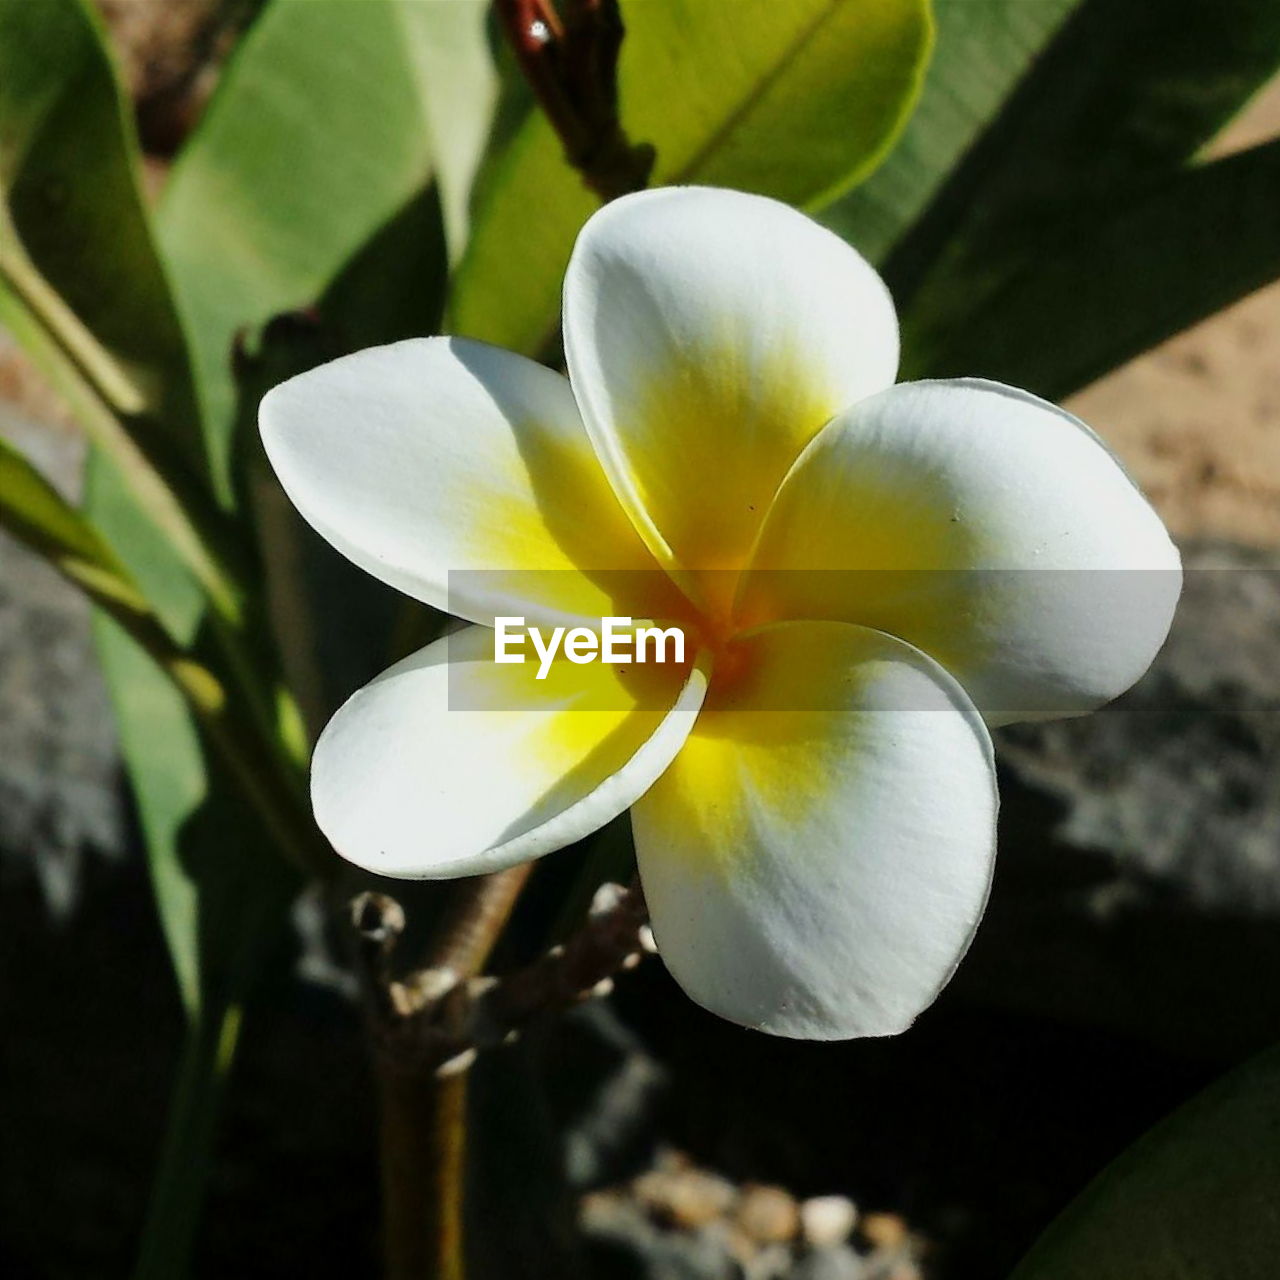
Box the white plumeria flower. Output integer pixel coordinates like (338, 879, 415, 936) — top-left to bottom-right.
(260, 186, 1180, 1040)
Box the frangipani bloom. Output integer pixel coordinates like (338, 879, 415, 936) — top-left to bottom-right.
(260, 187, 1180, 1040)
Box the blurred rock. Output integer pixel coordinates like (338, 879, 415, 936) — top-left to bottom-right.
(745, 1241, 795, 1279)
(0, 409, 124, 916)
(547, 1001, 668, 1190)
(999, 543, 1280, 910)
(962, 541, 1280, 1056)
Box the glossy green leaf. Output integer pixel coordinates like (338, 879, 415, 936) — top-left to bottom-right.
(821, 0, 1082, 264)
(904, 139, 1280, 398)
(450, 0, 932, 355)
(890, 0, 1280, 394)
(915, 0, 1280, 227)
(1012, 1043, 1280, 1280)
(157, 0, 464, 496)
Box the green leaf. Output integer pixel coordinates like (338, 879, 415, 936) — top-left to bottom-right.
(904, 139, 1280, 398)
(942, 0, 1280, 210)
(0, 430, 150, 616)
(131, 998, 246, 1280)
(93, 607, 298, 1007)
(157, 0, 461, 495)
(888, 0, 1280, 393)
(820, 0, 1083, 264)
(0, 0, 203, 469)
(393, 0, 498, 260)
(96, 607, 299, 1280)
(450, 0, 932, 355)
(86, 502, 302, 1279)
(1012, 1043, 1280, 1280)
(1, 2, 368, 1266)
(0, 0, 247, 632)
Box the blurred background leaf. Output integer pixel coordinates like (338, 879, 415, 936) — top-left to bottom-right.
(887, 0, 1280, 396)
(1012, 1042, 1280, 1280)
(156, 0, 461, 500)
(0, 0, 242, 632)
(821, 0, 1083, 264)
(906, 137, 1280, 399)
(68, 26, 473, 1261)
(0, 2, 320, 1271)
(450, 0, 933, 355)
(0, 0, 202, 469)
(94, 600, 299, 1280)
(394, 0, 498, 261)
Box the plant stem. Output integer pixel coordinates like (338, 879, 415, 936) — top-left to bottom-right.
(376, 1066, 470, 1280)
(427, 865, 536, 978)
(367, 867, 532, 1280)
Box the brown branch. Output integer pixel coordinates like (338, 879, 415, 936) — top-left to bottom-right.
(376, 1066, 468, 1280)
(355, 871, 649, 1280)
(355, 868, 536, 1280)
(467, 879, 651, 1047)
(356, 878, 652, 1075)
(495, 0, 655, 202)
(423, 865, 535, 981)
(350, 891, 407, 1021)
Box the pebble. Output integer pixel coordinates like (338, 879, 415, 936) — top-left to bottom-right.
(735, 1183, 801, 1244)
(858, 1211, 908, 1252)
(634, 1164, 739, 1229)
(800, 1195, 859, 1247)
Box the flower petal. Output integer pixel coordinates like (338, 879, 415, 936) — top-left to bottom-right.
(312, 625, 707, 879)
(737, 379, 1182, 724)
(633, 621, 996, 1040)
(260, 336, 681, 628)
(563, 187, 898, 609)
